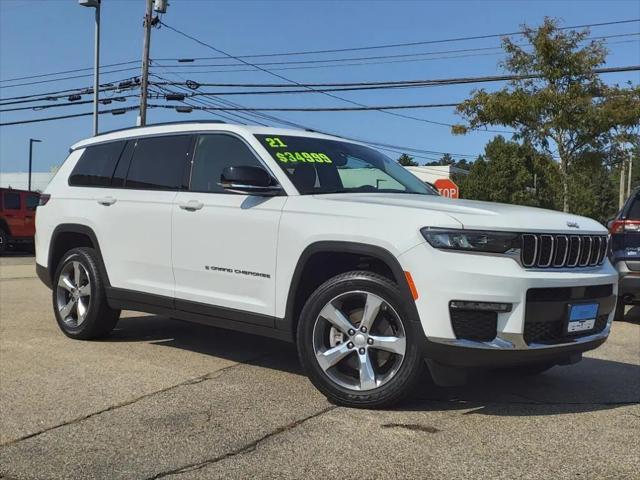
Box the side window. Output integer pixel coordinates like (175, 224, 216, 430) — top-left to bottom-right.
(69, 141, 126, 187)
(111, 140, 136, 188)
(25, 194, 39, 211)
(628, 194, 640, 220)
(190, 134, 264, 193)
(3, 192, 21, 210)
(125, 135, 191, 190)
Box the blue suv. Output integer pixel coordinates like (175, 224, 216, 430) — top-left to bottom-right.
(609, 187, 640, 319)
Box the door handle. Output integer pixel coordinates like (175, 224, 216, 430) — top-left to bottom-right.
(97, 196, 117, 206)
(179, 200, 204, 211)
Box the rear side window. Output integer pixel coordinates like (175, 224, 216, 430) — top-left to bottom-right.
(25, 194, 39, 211)
(628, 194, 640, 220)
(125, 135, 191, 190)
(3, 192, 20, 210)
(69, 141, 126, 187)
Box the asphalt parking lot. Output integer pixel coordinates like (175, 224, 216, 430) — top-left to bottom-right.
(0, 255, 638, 480)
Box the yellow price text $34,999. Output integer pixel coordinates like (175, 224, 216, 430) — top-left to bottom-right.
(275, 151, 333, 164)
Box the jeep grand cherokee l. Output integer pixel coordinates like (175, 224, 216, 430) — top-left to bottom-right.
(35, 122, 618, 408)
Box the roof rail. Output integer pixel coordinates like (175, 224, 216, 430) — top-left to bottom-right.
(95, 120, 227, 137)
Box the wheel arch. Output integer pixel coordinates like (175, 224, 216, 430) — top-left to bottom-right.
(283, 241, 420, 337)
(47, 224, 110, 287)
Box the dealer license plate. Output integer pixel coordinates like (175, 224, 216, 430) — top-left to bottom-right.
(567, 303, 598, 333)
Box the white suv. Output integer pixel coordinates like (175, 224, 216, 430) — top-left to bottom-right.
(35, 121, 618, 408)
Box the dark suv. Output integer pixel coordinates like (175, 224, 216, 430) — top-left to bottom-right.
(609, 186, 640, 319)
(0, 187, 40, 254)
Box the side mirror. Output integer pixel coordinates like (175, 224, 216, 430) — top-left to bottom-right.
(220, 166, 282, 196)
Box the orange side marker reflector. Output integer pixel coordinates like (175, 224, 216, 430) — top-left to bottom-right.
(404, 271, 419, 301)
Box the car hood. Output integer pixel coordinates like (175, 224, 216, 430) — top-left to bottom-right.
(318, 193, 606, 234)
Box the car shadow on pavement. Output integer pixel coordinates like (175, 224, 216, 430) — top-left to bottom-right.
(622, 305, 640, 325)
(108, 314, 639, 416)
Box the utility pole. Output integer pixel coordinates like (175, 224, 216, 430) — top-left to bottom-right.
(28, 139, 42, 191)
(92, 1, 100, 135)
(619, 146, 627, 209)
(138, 0, 153, 126)
(627, 152, 633, 198)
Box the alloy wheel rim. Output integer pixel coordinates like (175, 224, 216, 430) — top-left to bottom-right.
(312, 291, 407, 392)
(56, 261, 91, 328)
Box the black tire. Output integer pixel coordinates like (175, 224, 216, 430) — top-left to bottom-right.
(52, 247, 120, 340)
(614, 299, 626, 321)
(297, 271, 424, 409)
(0, 229, 7, 255)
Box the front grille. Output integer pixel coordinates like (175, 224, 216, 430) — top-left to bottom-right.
(524, 315, 608, 344)
(450, 310, 497, 341)
(520, 234, 607, 269)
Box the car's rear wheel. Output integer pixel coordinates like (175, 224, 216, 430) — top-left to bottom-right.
(297, 271, 424, 408)
(0, 229, 7, 255)
(52, 247, 120, 339)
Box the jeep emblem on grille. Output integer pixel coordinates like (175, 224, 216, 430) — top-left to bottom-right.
(566, 221, 580, 229)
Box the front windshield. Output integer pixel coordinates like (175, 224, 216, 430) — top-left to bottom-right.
(255, 134, 435, 195)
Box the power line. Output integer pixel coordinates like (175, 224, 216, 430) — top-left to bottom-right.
(146, 39, 638, 77)
(0, 77, 141, 105)
(149, 102, 461, 112)
(0, 105, 142, 126)
(158, 20, 495, 130)
(2, 20, 636, 85)
(147, 63, 640, 98)
(0, 66, 141, 90)
(149, 72, 265, 125)
(150, 65, 640, 89)
(151, 33, 639, 69)
(0, 60, 139, 83)
(154, 18, 640, 60)
(0, 95, 138, 113)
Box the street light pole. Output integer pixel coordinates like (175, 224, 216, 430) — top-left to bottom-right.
(79, 0, 101, 136)
(28, 139, 42, 191)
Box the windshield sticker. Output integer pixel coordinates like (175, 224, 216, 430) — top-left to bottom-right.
(264, 137, 288, 148)
(275, 151, 333, 164)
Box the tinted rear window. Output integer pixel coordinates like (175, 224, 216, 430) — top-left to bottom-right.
(3, 192, 20, 210)
(69, 141, 126, 187)
(628, 194, 640, 220)
(125, 135, 191, 190)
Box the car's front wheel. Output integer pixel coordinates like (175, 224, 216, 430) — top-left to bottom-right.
(297, 271, 424, 408)
(52, 247, 120, 339)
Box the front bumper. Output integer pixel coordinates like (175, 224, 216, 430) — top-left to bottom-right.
(399, 242, 618, 367)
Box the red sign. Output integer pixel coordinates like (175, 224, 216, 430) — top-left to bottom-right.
(434, 178, 459, 199)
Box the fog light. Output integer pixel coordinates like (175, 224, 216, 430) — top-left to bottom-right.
(449, 301, 512, 312)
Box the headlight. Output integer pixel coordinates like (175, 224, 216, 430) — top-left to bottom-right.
(421, 228, 519, 254)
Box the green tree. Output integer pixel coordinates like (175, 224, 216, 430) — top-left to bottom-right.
(459, 136, 560, 209)
(397, 153, 418, 166)
(568, 152, 616, 223)
(453, 18, 640, 212)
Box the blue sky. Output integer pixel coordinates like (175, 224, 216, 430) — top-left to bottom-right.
(1, 0, 638, 173)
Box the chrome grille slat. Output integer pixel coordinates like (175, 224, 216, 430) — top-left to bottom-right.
(520, 233, 607, 269)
